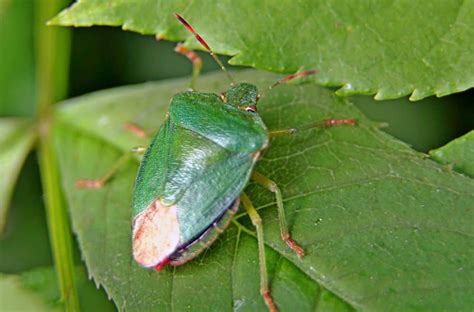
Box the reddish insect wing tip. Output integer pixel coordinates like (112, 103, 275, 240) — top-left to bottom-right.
(154, 258, 171, 272)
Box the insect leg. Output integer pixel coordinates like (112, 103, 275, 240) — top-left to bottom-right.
(240, 192, 278, 312)
(258, 70, 319, 100)
(251, 171, 304, 257)
(268, 119, 356, 138)
(174, 43, 203, 90)
(269, 70, 319, 90)
(75, 146, 146, 189)
(124, 122, 151, 139)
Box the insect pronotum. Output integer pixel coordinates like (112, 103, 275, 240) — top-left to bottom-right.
(76, 13, 356, 312)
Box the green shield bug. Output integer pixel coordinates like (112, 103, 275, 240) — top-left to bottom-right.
(76, 13, 356, 312)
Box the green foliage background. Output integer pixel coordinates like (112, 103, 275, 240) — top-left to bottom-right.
(0, 1, 473, 311)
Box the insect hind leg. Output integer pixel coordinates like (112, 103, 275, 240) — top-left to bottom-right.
(240, 192, 278, 312)
(251, 171, 304, 257)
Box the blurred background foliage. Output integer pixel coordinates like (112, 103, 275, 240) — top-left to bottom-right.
(0, 1, 472, 310)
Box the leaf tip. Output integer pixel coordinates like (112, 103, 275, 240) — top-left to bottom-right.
(376, 122, 390, 129)
(46, 17, 60, 26)
(335, 82, 357, 97)
(409, 88, 428, 101)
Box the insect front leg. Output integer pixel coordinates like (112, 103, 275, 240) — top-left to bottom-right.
(268, 118, 356, 138)
(75, 146, 146, 189)
(251, 171, 304, 257)
(240, 192, 278, 312)
(174, 43, 203, 90)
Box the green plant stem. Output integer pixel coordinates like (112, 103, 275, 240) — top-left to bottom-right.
(38, 130, 80, 312)
(35, 1, 79, 311)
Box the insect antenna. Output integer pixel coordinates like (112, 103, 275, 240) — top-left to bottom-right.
(258, 69, 319, 101)
(175, 13, 236, 86)
(269, 69, 319, 89)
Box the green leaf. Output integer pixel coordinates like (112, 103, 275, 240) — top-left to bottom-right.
(19, 266, 116, 311)
(429, 131, 474, 177)
(352, 94, 462, 152)
(50, 1, 474, 101)
(0, 266, 115, 311)
(54, 71, 474, 311)
(0, 155, 53, 272)
(0, 118, 36, 232)
(0, 0, 36, 116)
(0, 273, 60, 312)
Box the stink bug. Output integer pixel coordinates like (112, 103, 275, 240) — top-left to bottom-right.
(76, 13, 355, 312)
